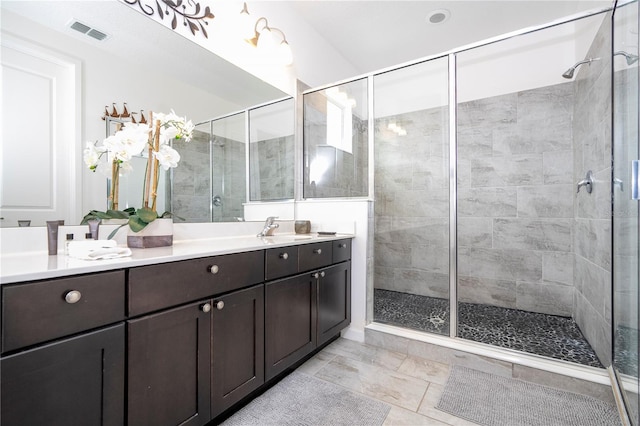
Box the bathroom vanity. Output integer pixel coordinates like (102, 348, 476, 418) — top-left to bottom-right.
(0, 234, 352, 426)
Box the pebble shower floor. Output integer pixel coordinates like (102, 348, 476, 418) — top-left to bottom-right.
(373, 289, 603, 368)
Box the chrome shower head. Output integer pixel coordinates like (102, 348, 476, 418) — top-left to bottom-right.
(562, 57, 600, 79)
(614, 51, 639, 65)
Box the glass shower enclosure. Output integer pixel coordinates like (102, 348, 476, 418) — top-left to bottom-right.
(613, 0, 639, 423)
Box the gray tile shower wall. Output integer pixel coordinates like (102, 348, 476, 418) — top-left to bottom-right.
(173, 130, 211, 222)
(173, 131, 246, 223)
(249, 135, 295, 200)
(374, 80, 576, 318)
(573, 14, 613, 366)
(374, 105, 450, 301)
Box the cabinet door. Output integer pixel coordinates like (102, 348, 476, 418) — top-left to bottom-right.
(317, 262, 351, 346)
(1, 324, 125, 426)
(265, 274, 317, 381)
(211, 285, 265, 418)
(128, 301, 211, 426)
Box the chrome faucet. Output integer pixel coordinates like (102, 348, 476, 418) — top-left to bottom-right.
(257, 216, 279, 237)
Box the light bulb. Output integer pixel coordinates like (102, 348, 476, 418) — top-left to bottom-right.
(257, 27, 277, 52)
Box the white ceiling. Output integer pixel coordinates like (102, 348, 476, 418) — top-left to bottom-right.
(286, 0, 613, 75)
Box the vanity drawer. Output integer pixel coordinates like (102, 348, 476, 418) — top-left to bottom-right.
(332, 239, 352, 263)
(128, 250, 264, 316)
(298, 242, 333, 272)
(265, 247, 299, 281)
(2, 270, 125, 353)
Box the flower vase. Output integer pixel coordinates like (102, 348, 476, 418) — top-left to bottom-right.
(127, 218, 173, 248)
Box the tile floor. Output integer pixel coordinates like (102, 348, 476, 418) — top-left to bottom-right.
(296, 337, 479, 425)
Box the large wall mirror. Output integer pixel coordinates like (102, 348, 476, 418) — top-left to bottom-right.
(0, 0, 292, 227)
(249, 98, 295, 201)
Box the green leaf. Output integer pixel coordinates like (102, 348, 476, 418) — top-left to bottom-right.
(128, 215, 147, 233)
(107, 223, 128, 240)
(136, 207, 158, 223)
(159, 211, 184, 221)
(106, 209, 130, 219)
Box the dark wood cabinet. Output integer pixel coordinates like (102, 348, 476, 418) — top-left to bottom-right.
(1, 324, 125, 426)
(1, 237, 352, 425)
(128, 251, 264, 316)
(317, 261, 351, 346)
(128, 300, 212, 426)
(2, 270, 125, 352)
(211, 284, 265, 417)
(265, 273, 317, 381)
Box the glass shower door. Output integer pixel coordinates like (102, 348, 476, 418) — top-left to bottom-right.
(613, 0, 639, 423)
(372, 57, 451, 336)
(211, 113, 247, 222)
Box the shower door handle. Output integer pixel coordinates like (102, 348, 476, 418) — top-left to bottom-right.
(632, 160, 639, 200)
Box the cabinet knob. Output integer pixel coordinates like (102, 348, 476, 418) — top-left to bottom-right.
(280, 252, 289, 260)
(64, 290, 82, 304)
(339, 243, 346, 248)
(209, 265, 219, 274)
(201, 303, 212, 313)
(312, 272, 320, 279)
(313, 248, 322, 254)
(214, 300, 225, 310)
(320, 271, 326, 278)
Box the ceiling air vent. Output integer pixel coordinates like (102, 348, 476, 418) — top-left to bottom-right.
(68, 20, 109, 41)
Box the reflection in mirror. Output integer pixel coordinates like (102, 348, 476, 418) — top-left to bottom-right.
(303, 79, 369, 198)
(0, 1, 288, 226)
(173, 113, 247, 222)
(249, 98, 295, 201)
(103, 117, 169, 214)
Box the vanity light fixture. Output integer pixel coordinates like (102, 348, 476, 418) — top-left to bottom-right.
(241, 3, 293, 66)
(124, 0, 215, 39)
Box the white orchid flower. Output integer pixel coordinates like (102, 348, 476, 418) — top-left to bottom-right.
(83, 142, 103, 170)
(154, 144, 181, 170)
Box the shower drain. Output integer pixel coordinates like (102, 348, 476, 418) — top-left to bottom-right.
(428, 314, 446, 328)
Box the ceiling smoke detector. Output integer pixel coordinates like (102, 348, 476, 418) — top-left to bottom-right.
(68, 19, 109, 41)
(427, 9, 450, 25)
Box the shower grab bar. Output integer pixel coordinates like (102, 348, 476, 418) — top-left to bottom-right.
(632, 160, 639, 200)
(577, 170, 593, 194)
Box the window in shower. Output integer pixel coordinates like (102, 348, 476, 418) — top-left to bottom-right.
(248, 97, 295, 201)
(372, 57, 450, 336)
(303, 78, 368, 198)
(455, 12, 610, 366)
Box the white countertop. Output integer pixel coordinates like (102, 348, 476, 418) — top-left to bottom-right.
(0, 233, 352, 284)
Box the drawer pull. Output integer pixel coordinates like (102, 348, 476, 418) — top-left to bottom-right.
(214, 300, 225, 310)
(312, 272, 320, 279)
(64, 290, 82, 304)
(280, 252, 289, 260)
(313, 248, 322, 255)
(209, 265, 219, 274)
(320, 271, 326, 278)
(201, 303, 212, 313)
(339, 243, 346, 248)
